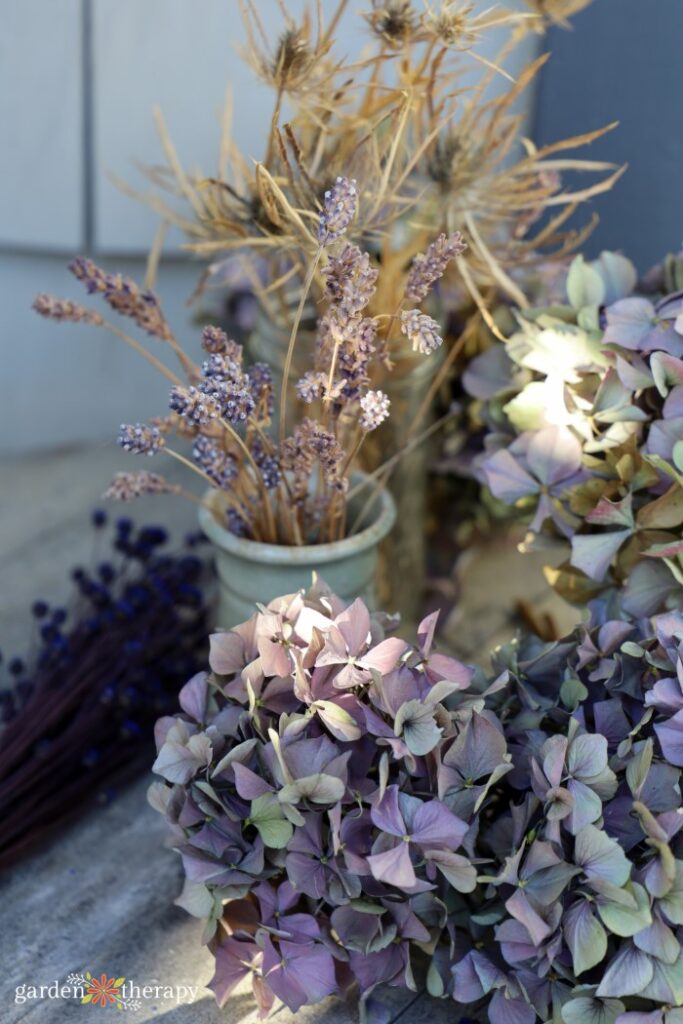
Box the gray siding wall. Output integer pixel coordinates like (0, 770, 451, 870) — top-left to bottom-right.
(533, 0, 683, 273)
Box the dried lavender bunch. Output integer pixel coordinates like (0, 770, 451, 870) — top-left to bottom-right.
(35, 180, 462, 547)
(0, 512, 209, 870)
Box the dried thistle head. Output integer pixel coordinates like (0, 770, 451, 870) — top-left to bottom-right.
(365, 1, 417, 47)
(423, 2, 477, 49)
(427, 133, 479, 195)
(240, 2, 334, 95)
(131, 0, 619, 330)
(270, 25, 316, 90)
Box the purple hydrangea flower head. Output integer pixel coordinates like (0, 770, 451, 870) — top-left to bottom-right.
(150, 583, 683, 1022)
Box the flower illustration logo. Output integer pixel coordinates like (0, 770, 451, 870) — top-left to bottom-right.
(65, 971, 140, 1011)
(83, 974, 124, 1008)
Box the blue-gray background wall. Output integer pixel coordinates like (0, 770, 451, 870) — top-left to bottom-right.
(533, 0, 682, 273)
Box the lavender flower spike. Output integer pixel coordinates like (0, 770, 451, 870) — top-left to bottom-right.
(32, 294, 103, 326)
(69, 257, 172, 341)
(400, 309, 443, 355)
(201, 325, 243, 363)
(405, 231, 467, 304)
(103, 471, 174, 501)
(322, 244, 378, 317)
(169, 385, 221, 426)
(318, 177, 359, 245)
(360, 390, 390, 431)
(118, 423, 165, 456)
(192, 435, 238, 488)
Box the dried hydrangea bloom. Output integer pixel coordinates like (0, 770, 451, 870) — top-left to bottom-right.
(360, 389, 390, 431)
(322, 244, 378, 318)
(117, 423, 165, 456)
(400, 309, 443, 354)
(32, 294, 103, 326)
(317, 177, 358, 245)
(192, 434, 238, 488)
(151, 581, 683, 1021)
(69, 257, 172, 341)
(405, 231, 467, 303)
(103, 470, 173, 501)
(466, 248, 683, 603)
(169, 385, 222, 426)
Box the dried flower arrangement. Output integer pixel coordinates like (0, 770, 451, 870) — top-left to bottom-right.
(34, 180, 462, 547)
(123, 0, 620, 401)
(461, 250, 683, 617)
(0, 512, 209, 870)
(150, 579, 683, 1023)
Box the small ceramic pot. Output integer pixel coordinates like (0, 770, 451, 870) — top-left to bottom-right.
(198, 478, 396, 627)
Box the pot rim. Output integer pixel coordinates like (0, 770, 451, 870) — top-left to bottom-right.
(198, 475, 396, 566)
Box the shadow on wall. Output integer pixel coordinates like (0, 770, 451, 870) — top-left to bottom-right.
(532, 0, 683, 272)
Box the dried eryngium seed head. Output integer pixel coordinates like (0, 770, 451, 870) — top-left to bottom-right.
(365, 1, 417, 46)
(270, 26, 314, 86)
(426, 4, 477, 48)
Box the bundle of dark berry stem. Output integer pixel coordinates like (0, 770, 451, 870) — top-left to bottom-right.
(35, 179, 467, 547)
(0, 514, 209, 870)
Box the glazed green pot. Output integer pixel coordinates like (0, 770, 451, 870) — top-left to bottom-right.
(198, 477, 396, 628)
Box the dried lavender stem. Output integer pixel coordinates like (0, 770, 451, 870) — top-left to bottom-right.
(165, 448, 217, 488)
(164, 332, 200, 382)
(410, 330, 469, 434)
(102, 322, 184, 386)
(348, 410, 457, 535)
(175, 486, 215, 513)
(279, 246, 322, 440)
(329, 427, 366, 540)
(455, 254, 507, 343)
(221, 418, 278, 540)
